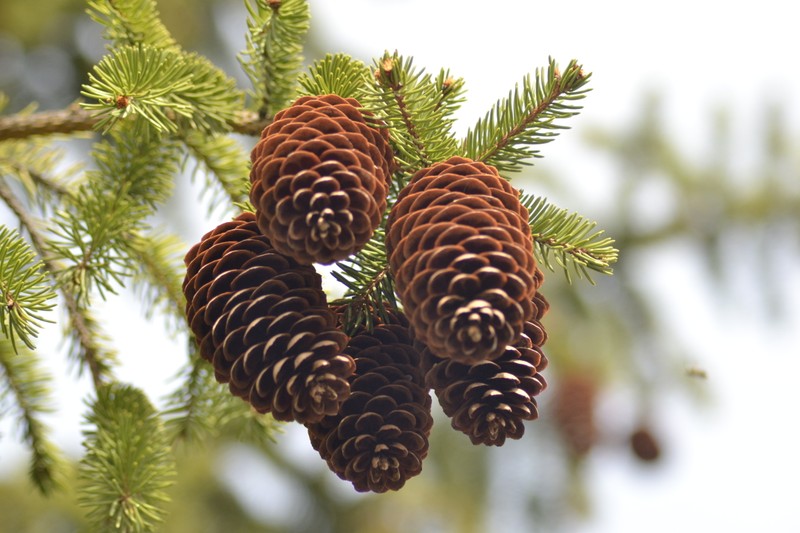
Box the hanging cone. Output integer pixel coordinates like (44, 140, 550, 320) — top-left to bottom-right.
(250, 94, 395, 265)
(630, 427, 661, 463)
(182, 212, 354, 424)
(386, 156, 539, 363)
(307, 310, 433, 493)
(551, 372, 599, 457)
(422, 292, 549, 446)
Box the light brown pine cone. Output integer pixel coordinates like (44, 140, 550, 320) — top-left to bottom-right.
(386, 156, 540, 363)
(249, 94, 394, 264)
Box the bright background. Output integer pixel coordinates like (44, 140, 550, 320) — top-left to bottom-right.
(1, 1, 799, 531)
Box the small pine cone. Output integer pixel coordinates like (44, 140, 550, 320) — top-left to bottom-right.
(421, 304, 548, 446)
(307, 311, 433, 493)
(182, 212, 354, 424)
(551, 373, 599, 457)
(386, 156, 539, 362)
(250, 94, 395, 265)
(630, 427, 661, 463)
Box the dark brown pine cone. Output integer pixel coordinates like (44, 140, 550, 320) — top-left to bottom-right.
(182, 212, 354, 424)
(421, 294, 549, 446)
(386, 156, 539, 363)
(307, 311, 433, 493)
(630, 427, 661, 462)
(249, 94, 395, 265)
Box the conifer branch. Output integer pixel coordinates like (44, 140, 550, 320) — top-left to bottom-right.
(239, 0, 310, 118)
(0, 341, 64, 494)
(87, 0, 178, 49)
(0, 226, 56, 353)
(79, 383, 176, 532)
(162, 350, 214, 445)
(125, 230, 186, 328)
(0, 115, 81, 207)
(0, 177, 116, 387)
(522, 193, 618, 283)
(47, 130, 181, 302)
(62, 294, 117, 389)
(163, 348, 278, 448)
(331, 226, 397, 334)
(0, 106, 268, 141)
(82, 45, 243, 135)
(375, 55, 430, 168)
(462, 58, 591, 174)
(0, 105, 94, 140)
(298, 53, 372, 100)
(180, 131, 250, 208)
(365, 52, 464, 189)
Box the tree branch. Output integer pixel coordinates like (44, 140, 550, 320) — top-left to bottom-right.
(477, 74, 565, 165)
(0, 179, 109, 389)
(0, 105, 270, 141)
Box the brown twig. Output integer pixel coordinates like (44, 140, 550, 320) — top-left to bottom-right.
(0, 106, 269, 141)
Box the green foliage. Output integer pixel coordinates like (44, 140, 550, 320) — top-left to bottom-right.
(331, 226, 397, 335)
(86, 0, 178, 49)
(0, 340, 64, 494)
(522, 193, 618, 283)
(180, 130, 251, 208)
(82, 44, 243, 135)
(162, 351, 279, 449)
(79, 383, 176, 533)
(239, 0, 310, 117)
(365, 51, 465, 180)
(0, 226, 55, 352)
(0, 124, 80, 209)
(462, 57, 591, 174)
(126, 229, 186, 328)
(47, 128, 180, 302)
(298, 53, 372, 100)
(61, 298, 119, 384)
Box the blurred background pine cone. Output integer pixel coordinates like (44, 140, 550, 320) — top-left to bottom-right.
(551, 372, 599, 457)
(630, 427, 661, 463)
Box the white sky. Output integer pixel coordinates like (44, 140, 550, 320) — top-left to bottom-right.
(2, 1, 800, 531)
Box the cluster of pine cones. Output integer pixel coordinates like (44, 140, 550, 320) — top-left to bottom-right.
(182, 94, 549, 493)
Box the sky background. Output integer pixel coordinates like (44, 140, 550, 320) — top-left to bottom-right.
(2, 1, 799, 531)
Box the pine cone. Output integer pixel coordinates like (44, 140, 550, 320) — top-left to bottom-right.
(551, 373, 598, 457)
(307, 311, 433, 493)
(250, 94, 394, 265)
(182, 212, 354, 424)
(386, 156, 539, 363)
(630, 427, 661, 463)
(422, 294, 549, 446)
